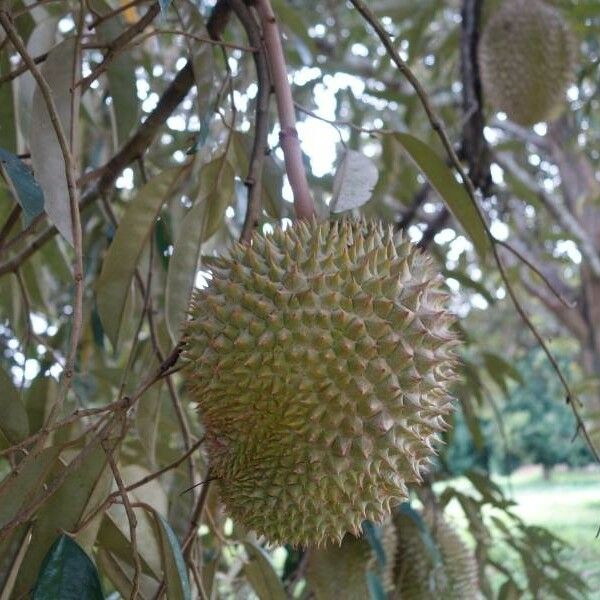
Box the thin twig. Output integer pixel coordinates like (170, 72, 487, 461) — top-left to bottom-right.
(228, 0, 271, 243)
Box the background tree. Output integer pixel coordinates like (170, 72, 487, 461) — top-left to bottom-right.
(0, 0, 598, 598)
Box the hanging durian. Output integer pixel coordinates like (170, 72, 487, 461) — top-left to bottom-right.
(393, 508, 479, 599)
(184, 219, 459, 546)
(478, 0, 576, 126)
(306, 520, 396, 600)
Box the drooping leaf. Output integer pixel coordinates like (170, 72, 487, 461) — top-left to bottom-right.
(18, 19, 58, 137)
(0, 446, 60, 528)
(89, 0, 138, 145)
(96, 168, 181, 348)
(0, 148, 44, 224)
(392, 132, 490, 260)
(13, 443, 109, 597)
(0, 53, 17, 151)
(483, 352, 523, 396)
(365, 570, 387, 600)
(0, 366, 29, 449)
(361, 520, 386, 568)
(153, 512, 191, 600)
(165, 154, 234, 344)
(243, 541, 287, 600)
(331, 149, 379, 213)
(30, 37, 78, 245)
(32, 535, 103, 600)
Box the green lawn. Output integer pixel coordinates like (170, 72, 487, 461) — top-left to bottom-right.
(497, 467, 600, 597)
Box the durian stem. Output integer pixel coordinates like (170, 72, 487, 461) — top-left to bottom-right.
(254, 0, 316, 220)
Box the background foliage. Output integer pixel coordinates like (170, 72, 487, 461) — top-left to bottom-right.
(0, 0, 599, 598)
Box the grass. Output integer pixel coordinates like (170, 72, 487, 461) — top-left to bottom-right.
(497, 466, 600, 597)
(443, 465, 600, 598)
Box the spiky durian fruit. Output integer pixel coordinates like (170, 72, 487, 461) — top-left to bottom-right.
(394, 509, 479, 599)
(478, 0, 576, 126)
(306, 521, 397, 600)
(184, 219, 458, 546)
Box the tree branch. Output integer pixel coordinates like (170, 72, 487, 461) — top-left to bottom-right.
(254, 0, 315, 219)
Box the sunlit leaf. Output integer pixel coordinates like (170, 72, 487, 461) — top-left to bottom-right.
(32, 535, 103, 600)
(331, 150, 379, 213)
(96, 168, 181, 349)
(392, 132, 490, 260)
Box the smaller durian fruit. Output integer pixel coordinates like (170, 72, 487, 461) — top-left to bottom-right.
(306, 520, 397, 600)
(184, 219, 459, 546)
(478, 0, 576, 126)
(393, 508, 479, 600)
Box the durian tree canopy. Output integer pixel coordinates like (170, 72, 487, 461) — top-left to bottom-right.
(184, 219, 459, 546)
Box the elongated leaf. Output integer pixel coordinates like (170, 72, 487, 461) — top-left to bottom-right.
(19, 19, 58, 137)
(96, 168, 180, 348)
(165, 155, 234, 343)
(0, 148, 44, 224)
(365, 571, 387, 600)
(232, 132, 284, 219)
(89, 0, 138, 145)
(0, 446, 60, 528)
(13, 443, 109, 597)
(393, 132, 489, 260)
(331, 150, 379, 213)
(154, 513, 191, 600)
(0, 53, 17, 151)
(243, 541, 286, 600)
(30, 37, 78, 245)
(0, 367, 29, 448)
(95, 549, 158, 599)
(32, 535, 103, 600)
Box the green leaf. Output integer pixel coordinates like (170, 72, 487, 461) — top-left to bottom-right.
(0, 53, 17, 152)
(232, 132, 285, 220)
(331, 150, 379, 213)
(0, 148, 45, 224)
(0, 446, 60, 528)
(0, 366, 29, 448)
(243, 541, 287, 600)
(153, 513, 191, 600)
(483, 352, 523, 390)
(32, 535, 103, 600)
(89, 0, 138, 145)
(165, 154, 234, 344)
(13, 443, 110, 597)
(96, 168, 181, 348)
(392, 132, 490, 260)
(365, 571, 387, 600)
(30, 38, 78, 245)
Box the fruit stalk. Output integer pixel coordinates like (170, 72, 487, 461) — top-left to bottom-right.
(254, 0, 316, 220)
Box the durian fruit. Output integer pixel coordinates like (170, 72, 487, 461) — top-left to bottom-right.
(306, 520, 397, 600)
(184, 219, 459, 546)
(478, 0, 576, 126)
(393, 508, 479, 599)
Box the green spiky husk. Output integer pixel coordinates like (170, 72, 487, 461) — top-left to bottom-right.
(184, 219, 458, 546)
(307, 520, 397, 599)
(479, 0, 576, 126)
(394, 509, 479, 599)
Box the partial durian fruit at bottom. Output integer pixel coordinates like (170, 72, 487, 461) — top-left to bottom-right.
(393, 508, 479, 599)
(184, 219, 459, 546)
(306, 521, 397, 600)
(478, 0, 576, 126)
